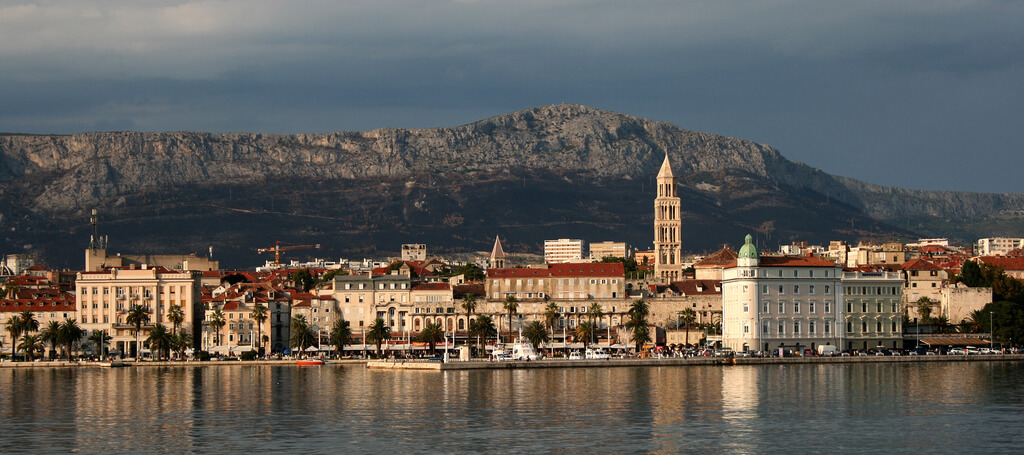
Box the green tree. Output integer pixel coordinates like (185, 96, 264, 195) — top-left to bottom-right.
(625, 299, 651, 352)
(146, 323, 172, 361)
(679, 308, 697, 347)
(503, 295, 519, 343)
(365, 318, 392, 358)
(208, 309, 225, 348)
(88, 330, 109, 358)
(522, 320, 549, 354)
(172, 332, 192, 360)
(461, 294, 478, 320)
(329, 318, 352, 357)
(42, 320, 62, 360)
(125, 304, 151, 360)
(18, 334, 43, 361)
(576, 321, 597, 351)
(418, 322, 445, 355)
(292, 269, 316, 292)
(470, 315, 497, 356)
(19, 310, 39, 336)
(251, 304, 268, 356)
(453, 263, 485, 281)
(167, 305, 185, 335)
(57, 318, 85, 362)
(588, 302, 604, 345)
(5, 315, 23, 359)
(290, 315, 316, 357)
(544, 302, 560, 333)
(916, 297, 934, 323)
(957, 260, 988, 287)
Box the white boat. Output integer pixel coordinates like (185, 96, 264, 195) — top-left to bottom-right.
(585, 348, 611, 359)
(491, 339, 541, 361)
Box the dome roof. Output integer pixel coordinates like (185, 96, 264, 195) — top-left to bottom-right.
(738, 234, 759, 259)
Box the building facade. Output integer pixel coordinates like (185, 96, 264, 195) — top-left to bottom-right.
(976, 237, 1024, 256)
(841, 270, 903, 351)
(722, 235, 844, 353)
(589, 241, 629, 260)
(654, 155, 682, 282)
(545, 239, 585, 264)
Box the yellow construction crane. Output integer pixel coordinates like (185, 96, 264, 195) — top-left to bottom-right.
(257, 241, 321, 265)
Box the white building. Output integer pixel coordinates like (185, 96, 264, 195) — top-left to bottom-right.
(841, 269, 904, 351)
(544, 239, 584, 264)
(722, 235, 844, 354)
(589, 241, 629, 260)
(401, 244, 427, 262)
(975, 237, 1024, 256)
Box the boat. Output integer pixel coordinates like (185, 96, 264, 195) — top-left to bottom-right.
(296, 359, 325, 366)
(491, 338, 542, 361)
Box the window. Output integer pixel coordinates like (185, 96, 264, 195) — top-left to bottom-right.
(794, 270, 799, 277)
(779, 285, 785, 295)
(825, 323, 831, 334)
(891, 321, 897, 332)
(846, 322, 853, 333)
(809, 320, 816, 334)
(778, 322, 785, 335)
(825, 286, 831, 294)
(743, 302, 749, 313)
(763, 302, 770, 313)
(877, 302, 883, 312)
(847, 302, 853, 313)
(825, 302, 831, 313)
(778, 302, 785, 314)
(744, 324, 750, 334)
(809, 285, 815, 294)
(763, 285, 769, 294)
(809, 301, 815, 313)
(862, 303, 868, 313)
(892, 303, 898, 313)
(794, 302, 800, 313)
(862, 322, 868, 332)
(763, 323, 770, 335)
(876, 321, 882, 332)
(794, 320, 800, 335)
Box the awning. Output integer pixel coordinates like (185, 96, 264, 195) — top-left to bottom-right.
(920, 337, 990, 346)
(209, 345, 231, 354)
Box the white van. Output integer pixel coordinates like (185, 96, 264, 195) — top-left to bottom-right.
(817, 345, 839, 356)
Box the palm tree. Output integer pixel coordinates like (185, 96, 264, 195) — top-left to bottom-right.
(588, 302, 604, 345)
(171, 332, 192, 360)
(125, 304, 151, 360)
(146, 323, 172, 361)
(42, 320, 62, 360)
(418, 322, 445, 355)
(251, 304, 268, 356)
(5, 315, 23, 359)
(19, 310, 39, 336)
(625, 299, 651, 353)
(522, 320, 549, 355)
(544, 302, 560, 332)
(167, 305, 185, 335)
(365, 318, 391, 358)
(916, 297, 934, 323)
(461, 294, 478, 319)
(576, 321, 597, 351)
(470, 315, 497, 357)
(18, 334, 43, 361)
(57, 318, 85, 362)
(88, 330, 109, 358)
(329, 318, 352, 357)
(290, 315, 316, 358)
(503, 295, 519, 342)
(679, 308, 697, 348)
(208, 309, 225, 349)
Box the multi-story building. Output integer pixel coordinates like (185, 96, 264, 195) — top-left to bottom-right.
(0, 277, 76, 357)
(333, 273, 413, 334)
(485, 263, 625, 302)
(841, 269, 903, 351)
(204, 281, 293, 354)
(401, 244, 427, 262)
(901, 258, 946, 319)
(976, 237, 1024, 256)
(654, 155, 682, 281)
(975, 256, 1024, 280)
(722, 235, 844, 353)
(545, 239, 585, 264)
(589, 241, 629, 261)
(409, 283, 459, 332)
(76, 265, 203, 357)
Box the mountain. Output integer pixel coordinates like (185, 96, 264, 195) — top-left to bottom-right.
(0, 104, 1021, 268)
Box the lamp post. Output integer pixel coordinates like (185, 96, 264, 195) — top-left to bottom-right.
(990, 311, 994, 350)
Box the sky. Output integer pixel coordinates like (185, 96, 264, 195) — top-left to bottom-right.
(1, 1, 1022, 193)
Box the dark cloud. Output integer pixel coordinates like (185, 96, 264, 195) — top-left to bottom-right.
(0, 1, 1022, 192)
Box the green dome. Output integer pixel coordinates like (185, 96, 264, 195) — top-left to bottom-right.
(738, 234, 759, 259)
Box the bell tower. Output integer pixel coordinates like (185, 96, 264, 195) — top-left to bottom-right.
(654, 154, 682, 282)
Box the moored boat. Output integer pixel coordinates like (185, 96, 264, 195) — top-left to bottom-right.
(296, 359, 325, 366)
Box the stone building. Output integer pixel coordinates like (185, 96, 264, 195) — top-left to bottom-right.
(841, 269, 904, 351)
(654, 155, 682, 282)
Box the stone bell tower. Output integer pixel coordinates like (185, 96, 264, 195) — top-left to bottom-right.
(654, 154, 682, 282)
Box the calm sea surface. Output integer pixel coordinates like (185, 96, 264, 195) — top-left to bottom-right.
(2, 362, 1024, 454)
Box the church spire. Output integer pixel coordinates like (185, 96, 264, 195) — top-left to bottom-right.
(657, 153, 674, 179)
(489, 235, 506, 269)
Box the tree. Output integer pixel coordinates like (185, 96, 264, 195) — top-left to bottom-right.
(167, 305, 185, 335)
(625, 299, 651, 352)
(5, 315, 23, 359)
(172, 332, 192, 360)
(575, 321, 597, 351)
(916, 297, 934, 323)
(679, 308, 697, 347)
(461, 294, 478, 320)
(418, 322, 445, 355)
(957, 260, 988, 287)
(18, 334, 43, 362)
(19, 311, 39, 337)
(208, 309, 225, 348)
(503, 295, 519, 342)
(588, 302, 604, 345)
(292, 269, 316, 292)
(365, 318, 391, 358)
(146, 323, 172, 361)
(251, 304, 268, 356)
(452, 263, 485, 281)
(544, 302, 560, 333)
(42, 320, 62, 360)
(88, 330, 109, 358)
(126, 304, 151, 360)
(290, 315, 316, 357)
(57, 318, 85, 362)
(329, 318, 352, 357)
(470, 315, 497, 357)
(522, 320, 549, 354)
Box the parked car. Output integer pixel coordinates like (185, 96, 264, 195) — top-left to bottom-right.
(966, 347, 981, 355)
(568, 351, 583, 360)
(949, 348, 967, 355)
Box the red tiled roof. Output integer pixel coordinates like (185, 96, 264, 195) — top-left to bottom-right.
(977, 256, 1024, 271)
(453, 284, 485, 298)
(724, 256, 838, 268)
(669, 279, 722, 295)
(694, 248, 738, 268)
(413, 283, 451, 291)
(902, 258, 941, 270)
(487, 263, 624, 278)
(202, 270, 222, 278)
(222, 301, 240, 311)
(0, 299, 76, 312)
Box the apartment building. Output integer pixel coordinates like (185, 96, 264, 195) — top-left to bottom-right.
(589, 241, 629, 261)
(333, 273, 413, 333)
(841, 269, 903, 351)
(976, 237, 1024, 256)
(545, 239, 585, 264)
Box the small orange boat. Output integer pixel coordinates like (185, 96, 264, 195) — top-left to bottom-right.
(296, 359, 325, 366)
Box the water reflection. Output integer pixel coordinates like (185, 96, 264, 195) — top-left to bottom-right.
(1, 362, 1023, 453)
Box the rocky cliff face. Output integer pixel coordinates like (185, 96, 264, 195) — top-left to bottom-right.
(0, 104, 1019, 267)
